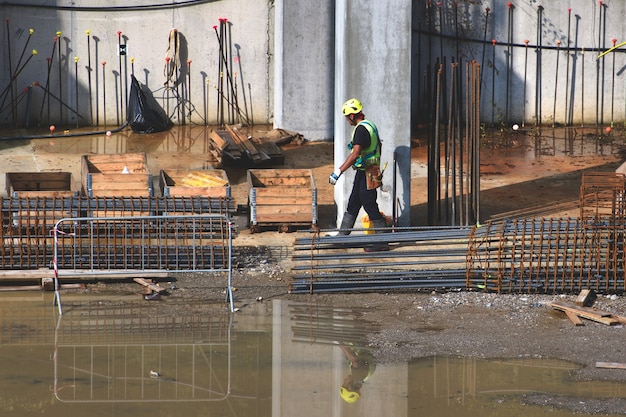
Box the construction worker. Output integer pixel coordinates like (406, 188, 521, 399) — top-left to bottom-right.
(338, 342, 377, 404)
(329, 98, 388, 250)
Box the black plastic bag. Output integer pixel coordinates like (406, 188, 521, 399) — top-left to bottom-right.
(127, 75, 172, 133)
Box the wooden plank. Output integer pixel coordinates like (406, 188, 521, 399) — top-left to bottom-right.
(133, 277, 167, 293)
(254, 196, 311, 205)
(0, 269, 169, 281)
(11, 190, 77, 198)
(85, 153, 147, 164)
(565, 310, 585, 326)
(575, 289, 596, 307)
(88, 190, 152, 198)
(550, 301, 621, 325)
(596, 362, 626, 369)
(89, 163, 148, 174)
(209, 130, 229, 150)
(253, 212, 312, 223)
(226, 124, 270, 162)
(248, 168, 311, 180)
(254, 188, 312, 200)
(255, 204, 312, 216)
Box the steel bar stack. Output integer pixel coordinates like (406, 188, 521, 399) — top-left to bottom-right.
(291, 217, 626, 295)
(291, 226, 477, 294)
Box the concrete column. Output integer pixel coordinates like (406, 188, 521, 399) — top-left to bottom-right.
(273, 0, 334, 140)
(333, 0, 412, 227)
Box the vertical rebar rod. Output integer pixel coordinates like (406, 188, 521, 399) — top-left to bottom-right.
(187, 59, 192, 125)
(434, 64, 442, 224)
(57, 31, 63, 124)
(74, 57, 79, 128)
(102, 61, 107, 130)
(581, 48, 585, 127)
(552, 40, 561, 127)
(595, 1, 603, 126)
(522, 40, 529, 127)
(473, 61, 481, 223)
(117, 31, 123, 126)
(165, 57, 170, 119)
(611, 38, 617, 127)
(86, 30, 94, 126)
(38, 37, 57, 126)
(480, 7, 490, 92)
(506, 2, 513, 125)
(491, 39, 496, 126)
(535, 5, 543, 126)
(5, 19, 16, 126)
(461, 62, 468, 226)
(565, 8, 572, 126)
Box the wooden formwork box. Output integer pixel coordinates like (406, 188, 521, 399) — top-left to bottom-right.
(5, 172, 78, 230)
(247, 169, 317, 232)
(81, 153, 153, 198)
(81, 153, 153, 219)
(6, 172, 76, 198)
(159, 169, 231, 198)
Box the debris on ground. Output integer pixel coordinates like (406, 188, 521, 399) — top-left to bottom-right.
(258, 128, 306, 146)
(550, 290, 626, 326)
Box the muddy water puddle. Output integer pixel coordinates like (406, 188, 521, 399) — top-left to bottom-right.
(0, 294, 624, 416)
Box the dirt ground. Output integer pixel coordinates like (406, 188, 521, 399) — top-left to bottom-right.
(63, 125, 626, 414)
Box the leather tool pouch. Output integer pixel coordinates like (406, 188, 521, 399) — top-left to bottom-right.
(365, 164, 382, 190)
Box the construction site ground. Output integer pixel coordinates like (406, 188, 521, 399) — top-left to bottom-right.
(230, 126, 626, 414)
(7, 124, 626, 414)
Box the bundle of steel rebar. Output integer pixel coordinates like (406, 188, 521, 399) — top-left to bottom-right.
(291, 218, 626, 295)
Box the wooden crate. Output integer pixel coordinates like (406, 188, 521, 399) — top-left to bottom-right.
(247, 169, 317, 231)
(6, 172, 76, 197)
(159, 169, 230, 198)
(81, 153, 153, 197)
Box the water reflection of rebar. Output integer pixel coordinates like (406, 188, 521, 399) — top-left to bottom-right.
(53, 303, 233, 403)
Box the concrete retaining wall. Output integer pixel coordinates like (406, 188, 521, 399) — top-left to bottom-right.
(414, 1, 626, 127)
(1, 0, 273, 129)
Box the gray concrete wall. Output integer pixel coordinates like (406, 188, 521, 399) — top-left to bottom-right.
(333, 0, 413, 227)
(4, 1, 626, 133)
(1, 0, 272, 128)
(414, 0, 626, 127)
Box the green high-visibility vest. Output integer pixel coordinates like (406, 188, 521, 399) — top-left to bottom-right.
(349, 119, 381, 170)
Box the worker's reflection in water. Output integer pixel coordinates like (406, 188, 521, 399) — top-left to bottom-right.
(338, 342, 377, 404)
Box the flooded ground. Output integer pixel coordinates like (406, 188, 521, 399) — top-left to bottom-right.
(1, 295, 626, 416)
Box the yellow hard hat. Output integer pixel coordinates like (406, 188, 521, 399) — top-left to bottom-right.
(340, 386, 360, 403)
(342, 98, 363, 116)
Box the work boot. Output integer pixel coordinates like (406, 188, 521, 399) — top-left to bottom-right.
(364, 218, 390, 252)
(337, 212, 357, 235)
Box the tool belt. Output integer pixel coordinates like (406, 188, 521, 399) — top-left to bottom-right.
(365, 164, 382, 190)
